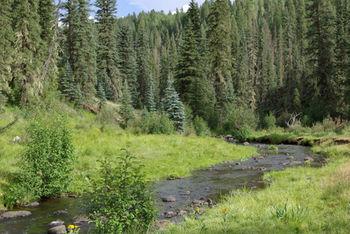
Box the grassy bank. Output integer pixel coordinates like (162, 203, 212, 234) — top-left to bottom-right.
(248, 128, 350, 146)
(164, 135, 350, 233)
(0, 107, 256, 210)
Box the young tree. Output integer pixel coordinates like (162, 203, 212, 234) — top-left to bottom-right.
(163, 79, 185, 132)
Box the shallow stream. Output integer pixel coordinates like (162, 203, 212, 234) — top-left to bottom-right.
(0, 144, 325, 233)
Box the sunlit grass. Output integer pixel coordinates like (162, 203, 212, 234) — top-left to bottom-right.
(163, 141, 350, 233)
(0, 107, 256, 210)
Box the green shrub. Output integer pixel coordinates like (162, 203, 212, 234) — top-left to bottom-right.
(88, 150, 155, 233)
(129, 111, 175, 135)
(193, 116, 211, 136)
(96, 103, 120, 126)
(222, 106, 257, 141)
(262, 112, 276, 129)
(4, 117, 74, 207)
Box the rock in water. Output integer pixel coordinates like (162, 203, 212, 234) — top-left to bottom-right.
(0, 211, 31, 220)
(25, 201, 40, 207)
(48, 225, 67, 234)
(161, 196, 176, 202)
(164, 211, 177, 218)
(243, 142, 250, 146)
(48, 220, 65, 229)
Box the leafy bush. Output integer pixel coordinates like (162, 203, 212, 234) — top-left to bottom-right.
(4, 117, 75, 207)
(193, 116, 211, 136)
(222, 106, 257, 141)
(262, 112, 276, 129)
(88, 150, 155, 233)
(129, 111, 175, 135)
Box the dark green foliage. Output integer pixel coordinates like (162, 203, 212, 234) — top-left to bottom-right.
(118, 24, 138, 106)
(207, 0, 234, 119)
(11, 0, 43, 105)
(120, 81, 134, 128)
(64, 0, 97, 102)
(4, 117, 74, 207)
(1, 0, 350, 128)
(88, 150, 155, 233)
(193, 116, 211, 136)
(0, 0, 14, 99)
(306, 0, 337, 120)
(163, 80, 185, 132)
(96, 0, 121, 101)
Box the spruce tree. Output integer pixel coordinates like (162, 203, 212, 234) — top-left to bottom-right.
(334, 0, 350, 117)
(11, 0, 43, 105)
(136, 16, 152, 108)
(118, 24, 138, 106)
(176, 19, 200, 105)
(207, 0, 234, 121)
(96, 0, 121, 101)
(163, 79, 185, 132)
(0, 0, 14, 99)
(306, 0, 337, 119)
(65, 0, 96, 102)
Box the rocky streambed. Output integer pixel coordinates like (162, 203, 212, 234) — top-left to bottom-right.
(0, 144, 325, 233)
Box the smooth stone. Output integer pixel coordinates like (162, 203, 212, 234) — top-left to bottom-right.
(0, 211, 31, 220)
(48, 220, 65, 229)
(243, 142, 250, 146)
(25, 201, 40, 207)
(48, 225, 67, 234)
(164, 211, 177, 218)
(162, 196, 176, 202)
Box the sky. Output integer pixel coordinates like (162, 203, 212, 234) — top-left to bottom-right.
(100, 0, 205, 17)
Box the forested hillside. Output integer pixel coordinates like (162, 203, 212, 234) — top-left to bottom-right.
(1, 0, 349, 132)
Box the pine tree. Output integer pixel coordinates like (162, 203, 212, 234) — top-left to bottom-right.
(65, 0, 96, 102)
(38, 0, 55, 45)
(136, 16, 152, 108)
(11, 0, 43, 105)
(0, 0, 14, 99)
(163, 79, 185, 132)
(96, 0, 121, 101)
(306, 0, 337, 119)
(118, 24, 138, 106)
(145, 75, 156, 112)
(176, 19, 200, 104)
(120, 81, 134, 128)
(207, 0, 234, 120)
(334, 0, 350, 117)
(60, 59, 81, 103)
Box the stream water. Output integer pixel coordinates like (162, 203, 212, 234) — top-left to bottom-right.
(0, 144, 325, 234)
